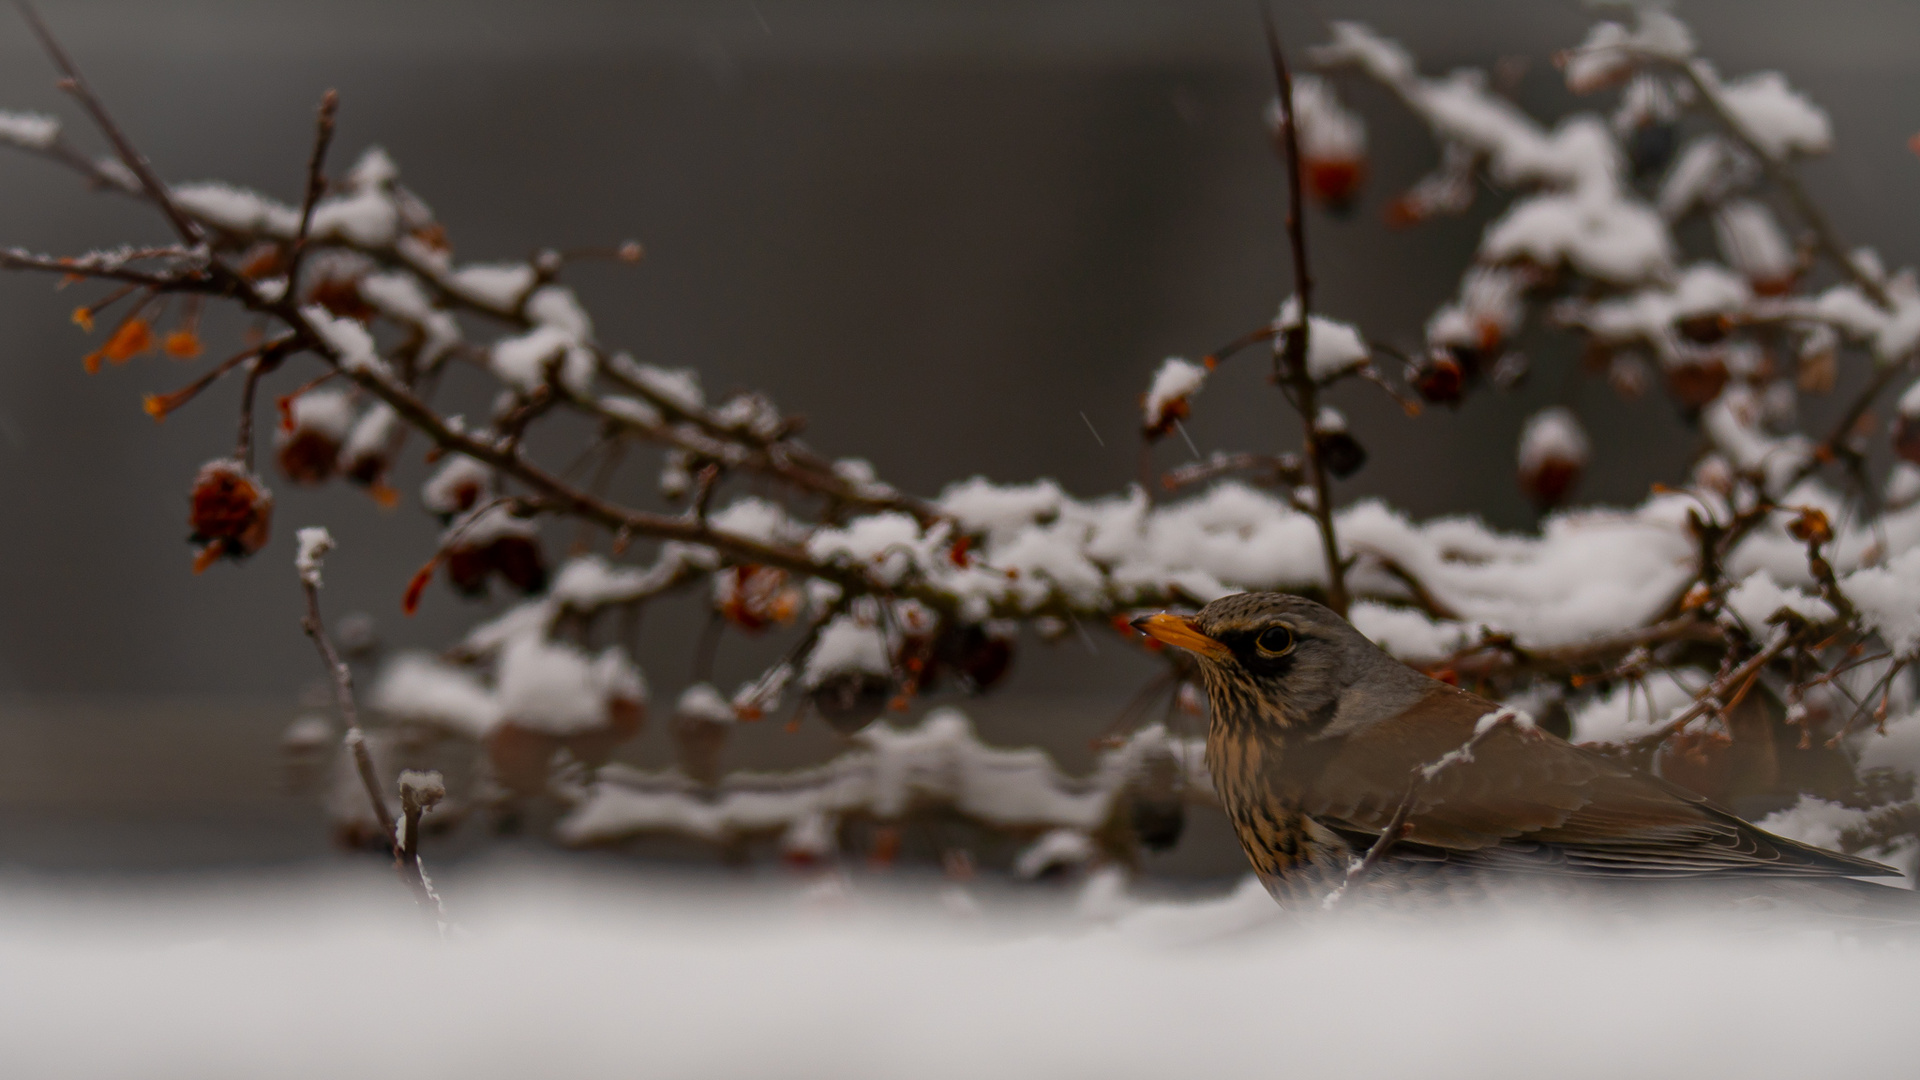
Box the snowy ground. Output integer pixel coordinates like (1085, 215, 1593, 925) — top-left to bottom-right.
(0, 860, 1914, 1079)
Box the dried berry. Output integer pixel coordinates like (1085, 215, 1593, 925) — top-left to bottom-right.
(810, 672, 892, 735)
(1312, 410, 1368, 479)
(1125, 744, 1187, 853)
(1676, 313, 1731, 346)
(941, 621, 1016, 693)
(422, 455, 493, 518)
(188, 458, 273, 570)
(485, 724, 560, 798)
(1411, 350, 1467, 406)
(1665, 356, 1730, 412)
(1516, 407, 1590, 510)
(671, 685, 735, 786)
(1787, 506, 1833, 546)
(442, 506, 548, 597)
(714, 565, 802, 632)
(274, 390, 354, 485)
(1625, 120, 1677, 181)
(1305, 157, 1365, 215)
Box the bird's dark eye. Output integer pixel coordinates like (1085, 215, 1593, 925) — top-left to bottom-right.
(1255, 625, 1295, 657)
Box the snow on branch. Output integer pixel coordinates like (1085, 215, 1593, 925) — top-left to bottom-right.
(7, 2, 1920, 887)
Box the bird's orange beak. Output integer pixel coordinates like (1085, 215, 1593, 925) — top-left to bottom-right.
(1129, 612, 1230, 660)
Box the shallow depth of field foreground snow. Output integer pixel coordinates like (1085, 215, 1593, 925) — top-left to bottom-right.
(1, 863, 1915, 1080)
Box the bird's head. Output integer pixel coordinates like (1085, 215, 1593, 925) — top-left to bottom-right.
(1131, 592, 1431, 735)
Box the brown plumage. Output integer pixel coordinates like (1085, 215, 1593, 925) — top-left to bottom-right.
(1134, 593, 1895, 900)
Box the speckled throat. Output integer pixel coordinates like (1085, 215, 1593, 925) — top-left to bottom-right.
(1200, 669, 1353, 886)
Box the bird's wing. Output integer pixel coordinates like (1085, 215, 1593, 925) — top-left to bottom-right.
(1286, 683, 1895, 878)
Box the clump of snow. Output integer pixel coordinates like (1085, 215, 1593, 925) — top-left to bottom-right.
(1517, 407, 1590, 472)
(0, 110, 60, 150)
(1561, 10, 1694, 93)
(713, 393, 785, 439)
(1288, 74, 1366, 160)
(708, 497, 807, 546)
(309, 189, 399, 247)
(1842, 547, 1920, 657)
(491, 325, 593, 397)
(548, 553, 689, 610)
(301, 306, 387, 376)
(340, 403, 398, 472)
(396, 769, 446, 810)
(1426, 267, 1526, 351)
(421, 455, 493, 516)
(284, 388, 355, 441)
(1723, 570, 1834, 631)
(171, 182, 301, 236)
(1013, 828, 1095, 879)
(676, 683, 737, 725)
(524, 285, 593, 340)
(938, 477, 1065, 544)
(1554, 264, 1749, 362)
(627, 362, 705, 413)
(1275, 298, 1370, 381)
(446, 262, 536, 310)
(1716, 69, 1832, 159)
(807, 513, 935, 586)
(358, 273, 459, 363)
(802, 616, 891, 687)
(1701, 387, 1813, 493)
(1482, 192, 1674, 284)
(598, 395, 662, 428)
(496, 636, 640, 735)
(1142, 358, 1205, 431)
(371, 652, 503, 739)
(1569, 669, 1705, 745)
(294, 527, 334, 588)
(1712, 200, 1795, 289)
(280, 714, 332, 751)
(1347, 602, 1469, 663)
(1657, 136, 1757, 221)
(1756, 795, 1870, 853)
(344, 146, 398, 190)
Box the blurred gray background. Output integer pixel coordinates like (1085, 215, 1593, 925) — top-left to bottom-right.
(0, 0, 1915, 872)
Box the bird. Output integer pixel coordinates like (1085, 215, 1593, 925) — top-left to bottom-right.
(1131, 592, 1899, 907)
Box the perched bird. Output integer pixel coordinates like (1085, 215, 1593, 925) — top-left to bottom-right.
(1132, 592, 1897, 905)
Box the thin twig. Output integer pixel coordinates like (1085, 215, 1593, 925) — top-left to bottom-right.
(234, 356, 267, 472)
(1622, 630, 1797, 752)
(1263, 8, 1348, 615)
(13, 0, 205, 247)
(284, 89, 340, 290)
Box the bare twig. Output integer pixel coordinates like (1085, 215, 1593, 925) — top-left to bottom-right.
(1621, 629, 1798, 753)
(234, 355, 268, 472)
(284, 89, 339, 289)
(13, 0, 206, 247)
(1263, 9, 1348, 616)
